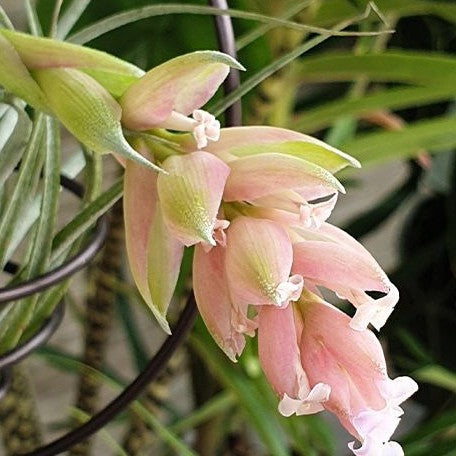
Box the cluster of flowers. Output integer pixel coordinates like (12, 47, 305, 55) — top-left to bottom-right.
(121, 57, 418, 456)
(0, 30, 417, 455)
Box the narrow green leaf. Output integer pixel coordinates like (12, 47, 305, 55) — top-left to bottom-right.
(115, 291, 149, 372)
(25, 116, 61, 276)
(32, 68, 162, 172)
(56, 0, 92, 40)
(313, 0, 456, 28)
(414, 365, 456, 394)
(51, 178, 123, 261)
(0, 102, 32, 187)
(0, 114, 45, 271)
(210, 33, 331, 117)
(0, 6, 14, 30)
(70, 407, 129, 456)
(296, 51, 456, 88)
(191, 320, 290, 456)
(341, 115, 456, 165)
(291, 86, 456, 133)
(169, 391, 235, 434)
(24, 0, 43, 36)
(235, 0, 312, 51)
(68, 4, 392, 45)
(37, 351, 198, 456)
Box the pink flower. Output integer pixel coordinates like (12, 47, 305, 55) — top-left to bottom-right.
(122, 51, 243, 331)
(116, 50, 416, 455)
(258, 292, 417, 455)
(292, 222, 399, 331)
(124, 149, 229, 333)
(120, 51, 243, 149)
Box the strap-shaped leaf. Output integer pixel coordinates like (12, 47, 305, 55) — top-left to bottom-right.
(291, 86, 456, 133)
(296, 51, 456, 88)
(33, 68, 163, 172)
(342, 114, 456, 165)
(0, 102, 32, 187)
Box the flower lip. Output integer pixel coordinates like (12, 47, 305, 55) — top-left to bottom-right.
(274, 274, 304, 307)
(278, 382, 331, 417)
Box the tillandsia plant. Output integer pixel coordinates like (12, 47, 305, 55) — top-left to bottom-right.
(0, 4, 422, 456)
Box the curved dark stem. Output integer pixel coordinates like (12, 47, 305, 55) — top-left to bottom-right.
(0, 218, 107, 304)
(0, 302, 65, 371)
(0, 177, 107, 304)
(24, 295, 197, 456)
(209, 0, 242, 127)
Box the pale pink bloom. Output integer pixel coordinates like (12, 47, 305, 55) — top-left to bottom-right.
(292, 222, 399, 331)
(259, 293, 417, 455)
(119, 51, 243, 149)
(258, 305, 330, 416)
(124, 150, 229, 332)
(225, 217, 303, 308)
(298, 294, 417, 455)
(179, 125, 358, 227)
(193, 243, 255, 361)
(192, 215, 306, 361)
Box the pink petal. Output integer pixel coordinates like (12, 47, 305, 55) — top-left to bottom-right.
(292, 241, 390, 295)
(120, 51, 242, 130)
(225, 217, 302, 307)
(124, 159, 158, 308)
(193, 244, 248, 361)
(223, 153, 343, 203)
(186, 126, 359, 172)
(157, 151, 230, 246)
(258, 305, 328, 416)
(147, 206, 184, 333)
(124, 149, 183, 333)
(258, 305, 306, 399)
(293, 224, 399, 331)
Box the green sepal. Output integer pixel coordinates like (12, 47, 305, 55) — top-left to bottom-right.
(0, 29, 143, 77)
(228, 140, 360, 173)
(33, 68, 163, 172)
(0, 33, 48, 110)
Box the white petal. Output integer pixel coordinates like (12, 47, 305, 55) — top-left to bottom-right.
(278, 382, 330, 417)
